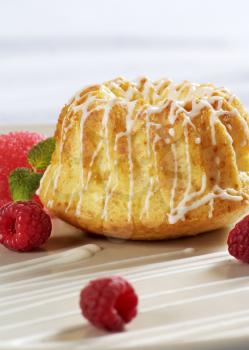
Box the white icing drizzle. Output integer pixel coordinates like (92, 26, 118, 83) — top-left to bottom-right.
(168, 126, 202, 224)
(65, 190, 76, 213)
(215, 157, 220, 166)
(169, 143, 178, 212)
(140, 177, 154, 219)
(44, 109, 73, 207)
(142, 79, 153, 101)
(101, 102, 114, 221)
(195, 137, 201, 144)
(112, 101, 137, 222)
(42, 77, 249, 226)
(140, 105, 164, 219)
(85, 140, 103, 190)
(184, 126, 192, 197)
(145, 109, 152, 157)
(232, 107, 249, 140)
(75, 95, 96, 217)
(169, 182, 243, 225)
(208, 198, 214, 219)
(126, 103, 136, 222)
(66, 103, 105, 214)
(169, 128, 175, 137)
(228, 93, 235, 105)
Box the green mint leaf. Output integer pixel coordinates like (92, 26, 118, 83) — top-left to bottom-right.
(28, 137, 55, 171)
(9, 168, 43, 201)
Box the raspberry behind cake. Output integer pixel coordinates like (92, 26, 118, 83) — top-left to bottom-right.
(0, 132, 44, 208)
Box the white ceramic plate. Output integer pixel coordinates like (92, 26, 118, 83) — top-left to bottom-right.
(0, 125, 249, 350)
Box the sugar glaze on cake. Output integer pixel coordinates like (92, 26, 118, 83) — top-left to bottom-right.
(38, 77, 249, 239)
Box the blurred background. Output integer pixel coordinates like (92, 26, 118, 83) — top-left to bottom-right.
(1, 0, 249, 125)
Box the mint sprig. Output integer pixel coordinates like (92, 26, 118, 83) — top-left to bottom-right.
(9, 168, 43, 201)
(9, 136, 55, 202)
(28, 137, 55, 171)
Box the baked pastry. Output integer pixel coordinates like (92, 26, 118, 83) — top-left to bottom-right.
(38, 77, 249, 240)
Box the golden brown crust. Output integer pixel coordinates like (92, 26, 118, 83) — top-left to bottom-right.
(38, 77, 249, 240)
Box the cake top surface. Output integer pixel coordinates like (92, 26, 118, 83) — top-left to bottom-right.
(67, 77, 240, 132)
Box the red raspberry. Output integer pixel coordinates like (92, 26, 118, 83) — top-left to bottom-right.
(80, 276, 138, 331)
(0, 132, 44, 208)
(227, 215, 249, 263)
(0, 201, 52, 252)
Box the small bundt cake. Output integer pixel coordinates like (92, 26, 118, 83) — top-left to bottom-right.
(38, 77, 249, 239)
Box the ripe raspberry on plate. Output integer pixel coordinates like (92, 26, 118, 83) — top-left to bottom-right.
(0, 132, 44, 208)
(80, 276, 138, 332)
(0, 201, 52, 252)
(228, 215, 249, 263)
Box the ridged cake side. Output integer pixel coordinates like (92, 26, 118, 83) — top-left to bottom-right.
(38, 77, 249, 239)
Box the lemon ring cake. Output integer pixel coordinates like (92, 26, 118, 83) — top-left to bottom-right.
(38, 77, 249, 239)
